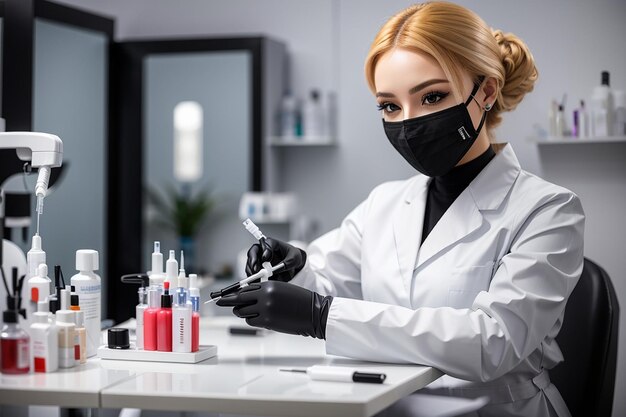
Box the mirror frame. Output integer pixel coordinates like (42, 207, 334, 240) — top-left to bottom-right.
(109, 37, 264, 322)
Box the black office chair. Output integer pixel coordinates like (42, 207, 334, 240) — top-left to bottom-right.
(551, 258, 619, 417)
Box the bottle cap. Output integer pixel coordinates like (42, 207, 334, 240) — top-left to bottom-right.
(107, 328, 130, 349)
(37, 300, 49, 313)
(71, 294, 80, 308)
(601, 71, 610, 86)
(75, 310, 85, 327)
(161, 282, 172, 308)
(76, 249, 99, 271)
(56, 310, 75, 325)
(49, 297, 60, 314)
(37, 263, 48, 278)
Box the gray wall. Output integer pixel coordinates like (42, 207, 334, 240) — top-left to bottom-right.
(52, 1, 626, 416)
(143, 51, 251, 275)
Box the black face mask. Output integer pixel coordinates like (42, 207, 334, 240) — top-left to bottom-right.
(383, 80, 487, 177)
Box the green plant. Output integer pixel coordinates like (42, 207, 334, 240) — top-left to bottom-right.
(146, 184, 217, 237)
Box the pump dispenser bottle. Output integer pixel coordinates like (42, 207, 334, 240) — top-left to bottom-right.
(157, 282, 173, 352)
(30, 300, 59, 372)
(70, 250, 101, 357)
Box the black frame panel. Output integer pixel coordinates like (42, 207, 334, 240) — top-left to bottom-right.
(109, 37, 264, 323)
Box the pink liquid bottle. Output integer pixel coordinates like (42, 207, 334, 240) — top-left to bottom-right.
(156, 281, 172, 352)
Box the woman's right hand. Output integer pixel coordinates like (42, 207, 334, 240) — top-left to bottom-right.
(246, 237, 307, 282)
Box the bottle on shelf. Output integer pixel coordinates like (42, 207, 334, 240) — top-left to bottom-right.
(30, 300, 59, 373)
(302, 89, 326, 139)
(590, 71, 614, 137)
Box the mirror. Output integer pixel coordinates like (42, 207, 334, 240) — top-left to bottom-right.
(143, 50, 252, 277)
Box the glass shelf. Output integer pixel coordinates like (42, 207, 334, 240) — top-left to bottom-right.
(269, 136, 336, 146)
(530, 136, 626, 145)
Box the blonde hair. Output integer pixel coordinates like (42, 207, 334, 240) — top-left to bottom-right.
(365, 1, 538, 130)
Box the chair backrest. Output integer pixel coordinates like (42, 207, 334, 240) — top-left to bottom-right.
(551, 258, 619, 417)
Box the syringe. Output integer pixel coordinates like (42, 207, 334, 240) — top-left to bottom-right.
(205, 218, 276, 304)
(204, 261, 285, 304)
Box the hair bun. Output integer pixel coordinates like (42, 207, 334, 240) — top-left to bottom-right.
(492, 29, 538, 112)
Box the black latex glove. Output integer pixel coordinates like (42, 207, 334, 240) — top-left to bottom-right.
(216, 280, 332, 339)
(246, 237, 307, 282)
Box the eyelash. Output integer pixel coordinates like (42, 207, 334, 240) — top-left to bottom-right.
(376, 90, 450, 114)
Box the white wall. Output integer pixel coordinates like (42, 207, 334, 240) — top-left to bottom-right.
(53, 1, 626, 416)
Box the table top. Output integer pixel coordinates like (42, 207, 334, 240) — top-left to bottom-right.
(1, 317, 442, 416)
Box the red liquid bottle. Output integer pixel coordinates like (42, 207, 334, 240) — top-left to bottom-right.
(143, 287, 160, 351)
(156, 282, 173, 352)
(1, 309, 30, 374)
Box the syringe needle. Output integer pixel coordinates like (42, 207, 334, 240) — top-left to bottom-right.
(204, 296, 221, 304)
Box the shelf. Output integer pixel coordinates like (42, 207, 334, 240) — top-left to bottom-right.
(269, 136, 336, 147)
(530, 136, 626, 145)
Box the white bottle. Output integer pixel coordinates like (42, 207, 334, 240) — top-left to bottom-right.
(614, 90, 626, 136)
(30, 300, 59, 373)
(27, 234, 46, 281)
(302, 89, 325, 139)
(136, 287, 147, 350)
(27, 263, 52, 322)
(55, 310, 76, 368)
(149, 241, 165, 286)
(590, 71, 614, 137)
(165, 250, 178, 287)
(172, 275, 191, 353)
(70, 250, 101, 357)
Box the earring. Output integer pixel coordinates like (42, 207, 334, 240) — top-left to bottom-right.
(484, 102, 493, 111)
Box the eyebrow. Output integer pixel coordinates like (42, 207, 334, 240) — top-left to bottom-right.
(376, 78, 449, 98)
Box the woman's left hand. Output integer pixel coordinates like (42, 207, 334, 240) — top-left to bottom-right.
(216, 281, 332, 339)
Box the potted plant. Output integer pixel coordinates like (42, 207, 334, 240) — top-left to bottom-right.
(146, 184, 217, 273)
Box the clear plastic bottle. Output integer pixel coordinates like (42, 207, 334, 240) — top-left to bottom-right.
(302, 89, 325, 139)
(1, 320, 30, 374)
(590, 71, 614, 137)
(136, 287, 147, 350)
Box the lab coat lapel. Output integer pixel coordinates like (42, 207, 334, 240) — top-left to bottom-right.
(415, 190, 483, 269)
(415, 143, 521, 269)
(393, 175, 430, 292)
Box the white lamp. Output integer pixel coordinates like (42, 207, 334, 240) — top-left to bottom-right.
(173, 101, 203, 182)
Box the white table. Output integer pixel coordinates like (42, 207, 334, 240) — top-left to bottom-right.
(1, 317, 442, 416)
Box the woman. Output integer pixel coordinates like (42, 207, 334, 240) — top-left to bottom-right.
(218, 2, 585, 416)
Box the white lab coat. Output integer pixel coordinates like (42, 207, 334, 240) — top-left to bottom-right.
(292, 143, 585, 417)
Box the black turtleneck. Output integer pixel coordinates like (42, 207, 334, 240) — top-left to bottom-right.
(421, 145, 496, 243)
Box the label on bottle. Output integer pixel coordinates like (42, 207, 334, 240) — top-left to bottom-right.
(74, 282, 101, 357)
(18, 339, 30, 369)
